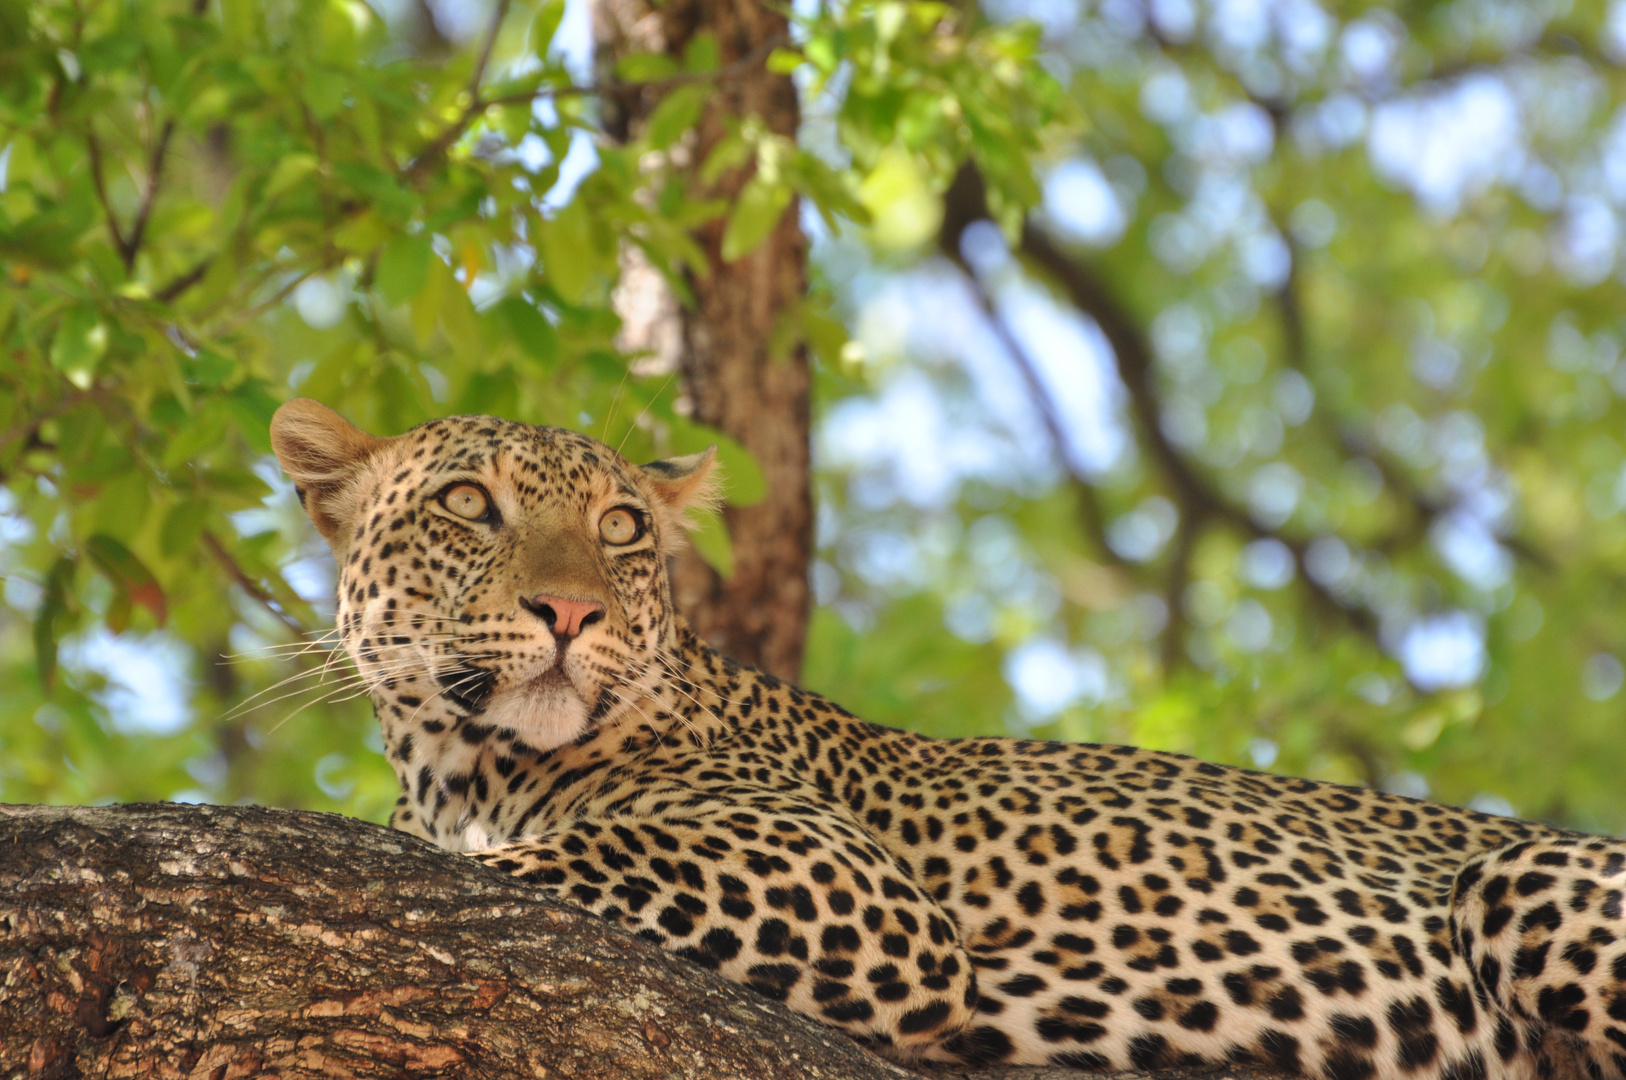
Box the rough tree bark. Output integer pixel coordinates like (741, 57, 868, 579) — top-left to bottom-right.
(595, 0, 813, 681)
(0, 804, 1283, 1080)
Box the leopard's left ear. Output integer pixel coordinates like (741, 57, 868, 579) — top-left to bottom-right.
(640, 447, 721, 534)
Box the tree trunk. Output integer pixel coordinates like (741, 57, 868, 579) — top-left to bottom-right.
(0, 804, 1284, 1080)
(594, 0, 813, 681)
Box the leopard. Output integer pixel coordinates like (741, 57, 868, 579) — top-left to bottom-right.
(272, 396, 1626, 1079)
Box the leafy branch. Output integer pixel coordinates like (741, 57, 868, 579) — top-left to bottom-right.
(940, 163, 1384, 669)
(403, 0, 513, 183)
(1269, 223, 1556, 576)
(405, 25, 787, 182)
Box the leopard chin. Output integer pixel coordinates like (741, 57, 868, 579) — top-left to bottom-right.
(480, 675, 590, 750)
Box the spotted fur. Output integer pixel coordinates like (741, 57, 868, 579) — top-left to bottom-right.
(272, 398, 1626, 1078)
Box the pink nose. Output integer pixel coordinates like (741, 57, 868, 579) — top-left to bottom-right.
(520, 594, 606, 639)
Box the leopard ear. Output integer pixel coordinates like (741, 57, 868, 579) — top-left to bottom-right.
(271, 399, 385, 545)
(640, 447, 721, 536)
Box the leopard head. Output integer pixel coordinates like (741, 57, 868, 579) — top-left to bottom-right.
(271, 398, 718, 755)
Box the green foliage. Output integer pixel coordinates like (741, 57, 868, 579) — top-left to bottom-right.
(0, 0, 1059, 817)
(806, 0, 1626, 834)
(5, 0, 1625, 841)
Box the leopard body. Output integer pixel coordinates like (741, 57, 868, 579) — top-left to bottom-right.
(271, 399, 1626, 1079)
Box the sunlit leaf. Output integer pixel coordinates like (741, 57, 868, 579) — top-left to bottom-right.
(688, 510, 733, 578)
(720, 175, 792, 262)
(644, 85, 710, 152)
(374, 234, 433, 306)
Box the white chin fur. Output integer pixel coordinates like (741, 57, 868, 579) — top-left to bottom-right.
(479, 683, 590, 751)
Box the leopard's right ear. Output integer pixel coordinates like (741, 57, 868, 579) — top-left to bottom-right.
(270, 399, 385, 545)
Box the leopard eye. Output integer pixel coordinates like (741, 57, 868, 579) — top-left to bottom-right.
(442, 483, 490, 521)
(599, 507, 644, 546)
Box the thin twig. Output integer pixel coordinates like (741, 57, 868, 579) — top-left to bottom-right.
(203, 530, 306, 637)
(86, 133, 131, 267)
(936, 252, 1128, 570)
(1160, 505, 1204, 672)
(155, 257, 213, 304)
(125, 120, 176, 270)
(87, 113, 179, 274)
(403, 0, 513, 182)
(211, 264, 328, 334)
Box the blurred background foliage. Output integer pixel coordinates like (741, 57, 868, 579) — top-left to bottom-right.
(4, 0, 1626, 833)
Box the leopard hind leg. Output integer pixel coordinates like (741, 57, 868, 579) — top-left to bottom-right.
(1452, 837, 1626, 1079)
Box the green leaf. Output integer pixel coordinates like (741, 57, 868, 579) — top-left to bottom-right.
(187, 348, 237, 389)
(375, 234, 434, 306)
(85, 534, 166, 626)
(683, 33, 720, 74)
(720, 175, 793, 262)
(495, 295, 558, 364)
(857, 143, 940, 251)
(105, 588, 132, 635)
(687, 510, 733, 578)
(410, 257, 448, 347)
(33, 557, 74, 691)
(644, 85, 710, 152)
(160, 500, 206, 559)
(766, 48, 804, 74)
(616, 53, 679, 83)
(265, 153, 318, 200)
(536, 200, 594, 301)
(802, 303, 850, 368)
(228, 381, 281, 454)
(332, 163, 415, 223)
(666, 419, 766, 507)
(530, 0, 567, 57)
(495, 101, 534, 144)
(162, 406, 228, 469)
(302, 65, 346, 119)
(804, 34, 838, 73)
(49, 307, 106, 389)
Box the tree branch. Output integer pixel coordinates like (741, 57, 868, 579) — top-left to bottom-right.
(940, 163, 1385, 649)
(933, 243, 1129, 572)
(1160, 505, 1204, 672)
(0, 804, 921, 1080)
(5, 804, 1268, 1080)
(86, 109, 179, 275)
(1272, 230, 1555, 575)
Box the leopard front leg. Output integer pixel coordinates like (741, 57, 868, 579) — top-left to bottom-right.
(470, 797, 976, 1059)
(1452, 836, 1626, 1079)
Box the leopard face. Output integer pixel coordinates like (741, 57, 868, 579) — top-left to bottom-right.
(270, 399, 717, 756)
